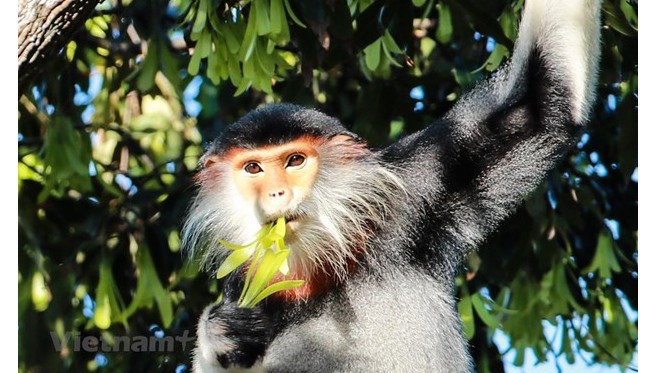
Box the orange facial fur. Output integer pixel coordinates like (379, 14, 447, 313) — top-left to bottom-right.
(198, 135, 376, 302)
(218, 137, 323, 220)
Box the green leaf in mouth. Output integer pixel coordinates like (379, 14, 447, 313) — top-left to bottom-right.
(217, 217, 304, 307)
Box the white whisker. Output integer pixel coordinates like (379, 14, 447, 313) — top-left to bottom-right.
(182, 140, 408, 284)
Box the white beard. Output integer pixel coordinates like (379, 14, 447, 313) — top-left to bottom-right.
(182, 140, 407, 284)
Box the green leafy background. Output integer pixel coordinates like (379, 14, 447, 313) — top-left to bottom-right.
(18, 0, 637, 371)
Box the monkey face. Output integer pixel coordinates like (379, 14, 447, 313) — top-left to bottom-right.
(190, 136, 326, 257)
(185, 131, 405, 283)
(227, 137, 321, 230)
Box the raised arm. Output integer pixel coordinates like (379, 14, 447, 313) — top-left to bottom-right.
(382, 0, 602, 250)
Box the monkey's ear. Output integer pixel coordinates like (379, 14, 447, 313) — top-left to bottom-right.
(201, 154, 221, 168)
(327, 134, 363, 146)
(324, 134, 369, 160)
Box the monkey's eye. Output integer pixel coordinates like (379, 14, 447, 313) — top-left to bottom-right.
(286, 154, 306, 168)
(244, 162, 263, 174)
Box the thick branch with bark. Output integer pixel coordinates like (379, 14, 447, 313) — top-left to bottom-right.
(18, 0, 101, 93)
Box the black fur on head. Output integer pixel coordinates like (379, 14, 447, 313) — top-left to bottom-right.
(207, 103, 361, 155)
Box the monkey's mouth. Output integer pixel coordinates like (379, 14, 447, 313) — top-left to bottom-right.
(265, 213, 305, 226)
(286, 213, 307, 223)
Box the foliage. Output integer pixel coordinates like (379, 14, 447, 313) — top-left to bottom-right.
(18, 0, 638, 371)
(217, 217, 304, 308)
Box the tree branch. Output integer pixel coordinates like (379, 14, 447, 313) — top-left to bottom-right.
(18, 0, 102, 94)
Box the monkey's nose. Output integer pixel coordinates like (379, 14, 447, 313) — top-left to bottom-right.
(261, 189, 293, 215)
(268, 190, 286, 198)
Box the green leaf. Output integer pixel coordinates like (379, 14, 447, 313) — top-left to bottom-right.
(187, 44, 204, 75)
(472, 44, 509, 73)
(159, 42, 180, 85)
(255, 0, 272, 36)
(240, 249, 290, 307)
(603, 0, 637, 37)
(31, 271, 51, 312)
(275, 236, 286, 251)
(216, 245, 256, 279)
(93, 294, 113, 330)
(122, 246, 173, 327)
(258, 75, 274, 93)
(249, 280, 304, 307)
(94, 261, 127, 329)
(38, 116, 92, 202)
(224, 23, 242, 54)
(381, 41, 402, 67)
(270, 0, 285, 35)
(216, 34, 229, 62)
(278, 254, 289, 275)
(555, 264, 584, 312)
(364, 38, 382, 71)
(560, 323, 575, 364)
(584, 230, 622, 279)
(451, 68, 479, 90)
(239, 3, 258, 61)
(220, 239, 251, 251)
(486, 299, 518, 315)
(498, 5, 518, 41)
(448, 0, 512, 48)
(284, 0, 306, 28)
(412, 0, 427, 8)
(272, 217, 286, 239)
(198, 29, 212, 58)
(254, 40, 275, 76)
(191, 0, 208, 34)
(243, 55, 257, 81)
(471, 293, 499, 329)
(459, 294, 475, 339)
(382, 31, 401, 54)
(214, 218, 304, 307)
(208, 7, 225, 35)
(435, 2, 453, 44)
(206, 49, 221, 84)
(154, 289, 174, 328)
(228, 57, 242, 86)
(619, 0, 637, 26)
(239, 246, 264, 302)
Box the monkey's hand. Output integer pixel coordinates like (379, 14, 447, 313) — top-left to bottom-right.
(193, 300, 272, 372)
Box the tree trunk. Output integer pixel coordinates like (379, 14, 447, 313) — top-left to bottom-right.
(18, 0, 101, 94)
